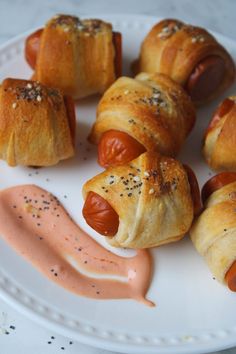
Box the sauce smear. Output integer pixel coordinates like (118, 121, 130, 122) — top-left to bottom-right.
(0, 184, 154, 306)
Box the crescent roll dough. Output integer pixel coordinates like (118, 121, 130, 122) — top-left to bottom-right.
(203, 96, 236, 171)
(0, 78, 74, 166)
(89, 72, 196, 157)
(190, 182, 236, 283)
(83, 152, 194, 248)
(34, 15, 117, 99)
(134, 19, 235, 105)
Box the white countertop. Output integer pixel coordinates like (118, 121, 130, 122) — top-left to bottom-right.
(0, 0, 236, 353)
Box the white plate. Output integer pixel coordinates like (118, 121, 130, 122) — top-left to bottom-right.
(0, 14, 236, 354)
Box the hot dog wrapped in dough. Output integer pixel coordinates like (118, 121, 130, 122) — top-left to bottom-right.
(82, 152, 200, 249)
(134, 19, 235, 105)
(89, 72, 196, 168)
(203, 96, 236, 171)
(0, 78, 75, 166)
(190, 173, 236, 291)
(25, 14, 122, 99)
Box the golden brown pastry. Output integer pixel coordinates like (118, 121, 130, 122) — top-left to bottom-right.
(25, 14, 122, 99)
(134, 19, 235, 105)
(203, 96, 236, 171)
(89, 72, 196, 168)
(0, 78, 75, 167)
(82, 151, 200, 249)
(190, 173, 236, 291)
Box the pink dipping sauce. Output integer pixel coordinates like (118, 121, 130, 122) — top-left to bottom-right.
(0, 184, 154, 306)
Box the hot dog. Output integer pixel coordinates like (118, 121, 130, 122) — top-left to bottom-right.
(185, 56, 225, 103)
(25, 28, 43, 69)
(183, 165, 202, 216)
(225, 261, 236, 291)
(98, 130, 146, 168)
(25, 29, 122, 76)
(201, 172, 236, 291)
(82, 191, 119, 237)
(204, 98, 235, 137)
(201, 172, 236, 204)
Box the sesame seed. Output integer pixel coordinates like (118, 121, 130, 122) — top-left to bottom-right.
(27, 83, 32, 89)
(36, 95, 42, 102)
(149, 188, 155, 195)
(199, 37, 205, 42)
(191, 37, 197, 43)
(133, 176, 140, 182)
(124, 90, 129, 95)
(162, 26, 169, 33)
(144, 171, 150, 177)
(12, 102, 17, 109)
(160, 101, 166, 107)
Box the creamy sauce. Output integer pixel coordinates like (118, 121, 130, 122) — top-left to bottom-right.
(0, 185, 154, 306)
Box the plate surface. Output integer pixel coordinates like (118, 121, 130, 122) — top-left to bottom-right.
(0, 14, 236, 354)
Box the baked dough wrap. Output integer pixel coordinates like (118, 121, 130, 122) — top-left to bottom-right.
(203, 96, 236, 171)
(89, 72, 196, 157)
(34, 15, 117, 99)
(83, 151, 194, 248)
(0, 78, 74, 167)
(134, 19, 235, 105)
(190, 181, 236, 283)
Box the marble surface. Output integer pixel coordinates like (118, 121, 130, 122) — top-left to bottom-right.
(0, 0, 236, 353)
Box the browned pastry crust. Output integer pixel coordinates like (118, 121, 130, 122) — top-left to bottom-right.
(89, 72, 196, 157)
(0, 78, 74, 166)
(203, 96, 236, 171)
(190, 181, 236, 283)
(83, 151, 194, 248)
(134, 19, 235, 105)
(34, 15, 117, 99)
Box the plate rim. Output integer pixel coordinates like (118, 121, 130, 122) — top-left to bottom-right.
(0, 13, 236, 354)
